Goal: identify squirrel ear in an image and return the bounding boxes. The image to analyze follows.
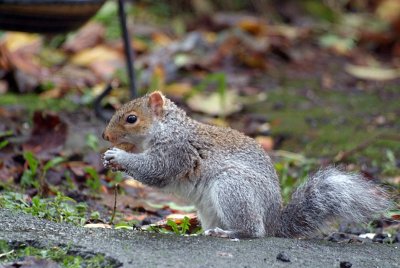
[148,91,165,116]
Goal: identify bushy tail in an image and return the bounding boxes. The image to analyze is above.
[278,167,390,238]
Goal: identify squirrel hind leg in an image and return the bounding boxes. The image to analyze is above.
[209,176,266,238]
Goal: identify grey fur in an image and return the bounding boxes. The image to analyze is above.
[104,94,390,238]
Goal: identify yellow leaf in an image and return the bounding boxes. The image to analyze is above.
[187,90,242,116]
[237,18,267,36]
[376,0,400,23]
[70,45,122,66]
[2,32,41,52]
[345,64,400,81]
[152,32,173,46]
[164,83,193,98]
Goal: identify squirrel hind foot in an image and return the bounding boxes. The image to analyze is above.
[204,227,261,239]
[204,227,234,238]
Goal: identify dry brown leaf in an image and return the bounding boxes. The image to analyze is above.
[166,213,197,224]
[144,213,199,232]
[63,22,105,53]
[39,87,63,99]
[152,32,173,46]
[67,161,87,177]
[22,111,67,156]
[0,80,8,94]
[237,18,267,36]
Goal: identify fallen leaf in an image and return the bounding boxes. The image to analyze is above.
[63,22,105,53]
[319,34,355,54]
[143,213,199,232]
[39,87,63,99]
[187,90,242,116]
[84,223,112,228]
[164,82,193,98]
[22,111,67,156]
[2,32,41,53]
[166,213,197,224]
[376,0,400,23]
[237,18,267,36]
[152,32,173,46]
[0,40,46,92]
[70,45,122,67]
[0,154,24,182]
[52,65,99,89]
[268,25,307,41]
[0,80,8,93]
[345,64,400,81]
[67,161,87,177]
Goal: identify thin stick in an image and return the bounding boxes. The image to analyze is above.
[334,133,400,162]
[109,183,119,225]
[0,249,14,258]
[334,138,377,162]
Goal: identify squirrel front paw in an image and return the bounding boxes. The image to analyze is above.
[103,147,128,171]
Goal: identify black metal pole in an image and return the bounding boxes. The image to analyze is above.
[118,0,137,98]
[94,0,137,119]
[94,83,113,119]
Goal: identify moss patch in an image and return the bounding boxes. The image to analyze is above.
[251,78,400,173]
[0,93,79,114]
[0,240,121,268]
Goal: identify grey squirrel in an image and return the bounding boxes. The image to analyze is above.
[102,91,389,238]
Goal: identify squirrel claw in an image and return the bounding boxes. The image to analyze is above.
[103,147,126,170]
[104,147,124,160]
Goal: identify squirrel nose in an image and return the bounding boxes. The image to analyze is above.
[102,131,109,141]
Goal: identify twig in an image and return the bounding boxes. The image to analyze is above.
[109,183,119,225]
[333,133,400,162]
[334,138,377,162]
[0,249,14,258]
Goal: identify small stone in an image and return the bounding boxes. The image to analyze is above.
[373,233,388,243]
[393,232,400,243]
[327,232,350,243]
[276,252,290,262]
[340,261,352,268]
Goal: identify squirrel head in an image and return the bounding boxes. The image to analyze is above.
[102,91,166,151]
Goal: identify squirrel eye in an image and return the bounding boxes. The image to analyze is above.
[126,115,137,124]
